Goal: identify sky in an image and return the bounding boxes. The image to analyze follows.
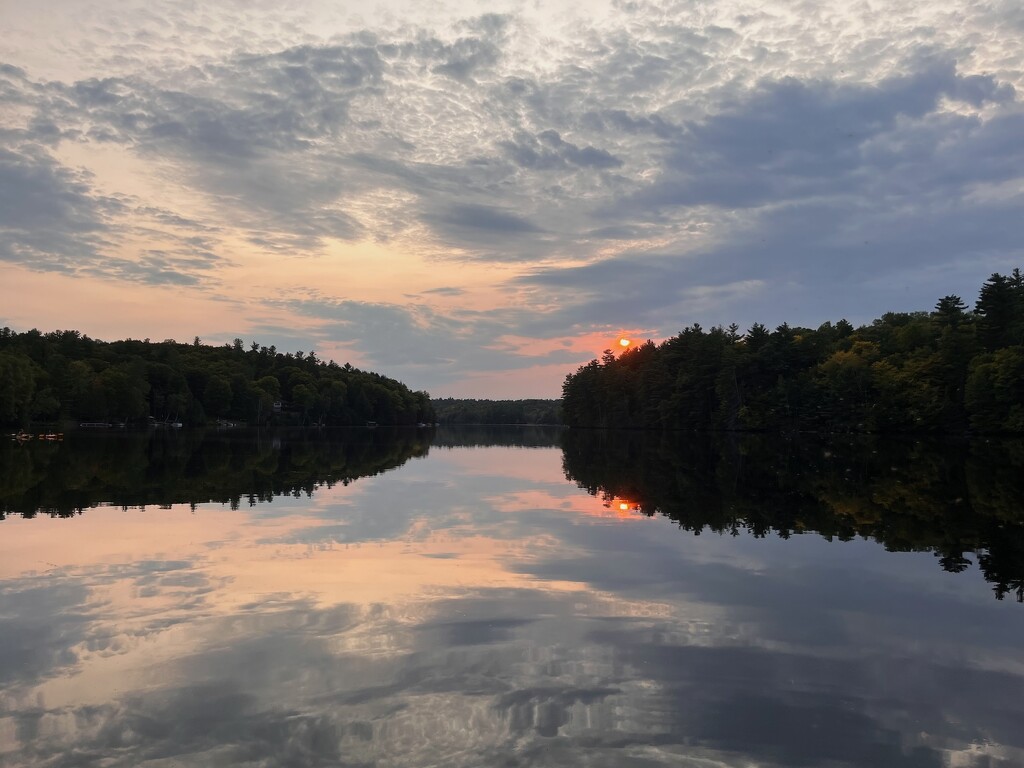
[1,0,1023,398]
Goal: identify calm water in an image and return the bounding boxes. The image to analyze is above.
[1,427,1023,767]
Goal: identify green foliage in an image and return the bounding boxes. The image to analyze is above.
[0,352,36,425]
[976,270,1024,351]
[0,330,434,427]
[966,347,1024,432]
[202,375,233,417]
[562,270,1024,434]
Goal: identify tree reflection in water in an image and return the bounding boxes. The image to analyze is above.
[5,426,1024,602]
[561,430,1024,602]
[0,427,433,519]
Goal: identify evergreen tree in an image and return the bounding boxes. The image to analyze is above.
[976,273,1024,350]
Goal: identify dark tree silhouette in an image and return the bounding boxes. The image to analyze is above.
[562,270,1024,434]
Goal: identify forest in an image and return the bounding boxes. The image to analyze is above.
[0,331,434,427]
[562,270,1024,433]
[432,398,560,425]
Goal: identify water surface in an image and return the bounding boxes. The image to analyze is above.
[1,428,1022,767]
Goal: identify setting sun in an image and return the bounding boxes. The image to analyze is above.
[619,338,631,347]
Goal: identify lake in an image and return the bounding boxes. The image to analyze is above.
[2,427,1023,767]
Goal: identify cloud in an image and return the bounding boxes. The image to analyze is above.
[0,142,229,286]
[84,251,218,286]
[622,61,1014,213]
[435,202,544,235]
[416,286,466,297]
[0,142,120,273]
[0,143,114,237]
[430,35,502,81]
[61,42,383,158]
[276,296,583,391]
[499,129,623,171]
[513,61,1024,335]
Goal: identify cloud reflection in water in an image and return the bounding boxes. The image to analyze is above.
[1,438,1023,767]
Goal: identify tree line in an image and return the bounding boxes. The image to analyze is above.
[432,398,560,425]
[0,331,435,427]
[562,270,1024,433]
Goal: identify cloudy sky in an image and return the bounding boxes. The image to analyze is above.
[1,0,1022,397]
